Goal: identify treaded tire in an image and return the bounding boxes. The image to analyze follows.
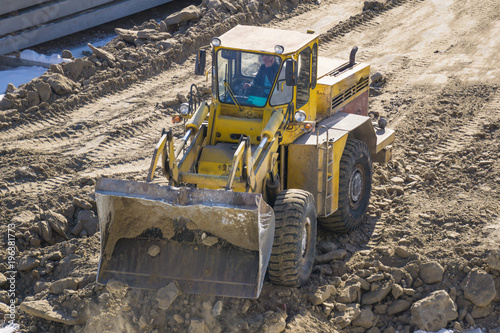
[319,139,372,233]
[268,189,317,287]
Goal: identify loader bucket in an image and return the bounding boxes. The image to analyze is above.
[95,178,275,298]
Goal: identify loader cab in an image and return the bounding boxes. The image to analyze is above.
[214,49,289,108]
[197,25,320,146]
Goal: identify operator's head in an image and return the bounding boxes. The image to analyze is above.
[262,55,275,68]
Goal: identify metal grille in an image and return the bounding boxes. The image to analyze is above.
[331,76,369,110]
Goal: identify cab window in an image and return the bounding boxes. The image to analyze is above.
[296,47,311,109]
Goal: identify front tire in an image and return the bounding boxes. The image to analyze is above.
[268,190,317,287]
[319,139,372,232]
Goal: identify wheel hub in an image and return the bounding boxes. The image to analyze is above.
[349,165,365,209]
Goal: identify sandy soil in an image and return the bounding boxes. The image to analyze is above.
[0,0,499,332]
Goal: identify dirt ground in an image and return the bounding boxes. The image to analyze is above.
[0,0,499,332]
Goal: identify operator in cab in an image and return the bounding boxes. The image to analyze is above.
[243,54,280,97]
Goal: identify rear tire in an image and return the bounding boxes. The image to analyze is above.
[268,189,317,287]
[319,139,372,232]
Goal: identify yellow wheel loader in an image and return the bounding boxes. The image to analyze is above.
[95,25,395,298]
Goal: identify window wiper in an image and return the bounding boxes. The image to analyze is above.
[224,81,243,112]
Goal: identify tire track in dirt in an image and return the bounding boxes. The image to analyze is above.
[433,92,499,154]
[0,67,200,197]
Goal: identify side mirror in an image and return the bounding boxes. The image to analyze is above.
[195,49,206,75]
[285,59,297,86]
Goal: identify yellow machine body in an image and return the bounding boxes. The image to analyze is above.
[95,25,395,299]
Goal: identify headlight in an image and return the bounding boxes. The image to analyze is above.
[179,103,190,115]
[211,38,221,47]
[294,110,306,122]
[274,45,284,54]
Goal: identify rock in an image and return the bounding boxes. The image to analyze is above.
[15,166,36,177]
[361,280,392,305]
[50,63,64,75]
[119,60,137,70]
[366,273,385,283]
[411,290,457,331]
[136,29,171,40]
[463,269,496,307]
[262,311,287,333]
[77,210,98,236]
[64,58,84,81]
[49,277,79,294]
[34,281,51,294]
[81,60,96,78]
[0,302,10,314]
[71,220,83,236]
[471,305,492,319]
[359,277,371,291]
[42,251,62,264]
[174,314,184,323]
[156,281,181,310]
[45,73,75,95]
[148,245,161,257]
[487,250,500,271]
[315,249,347,264]
[204,0,222,11]
[45,210,68,237]
[106,279,128,294]
[394,246,411,259]
[35,81,52,102]
[188,319,208,333]
[336,282,361,304]
[392,284,404,299]
[212,300,223,317]
[73,197,92,210]
[0,291,9,304]
[11,210,37,224]
[351,308,375,328]
[156,38,179,51]
[20,299,84,325]
[371,72,383,83]
[115,28,139,43]
[332,303,361,329]
[163,5,201,26]
[221,0,238,13]
[465,312,475,326]
[423,171,436,181]
[27,91,40,107]
[61,50,73,59]
[247,0,259,12]
[386,185,404,196]
[0,97,15,110]
[318,241,337,253]
[452,321,464,331]
[30,237,41,247]
[87,43,116,63]
[18,256,40,271]
[390,176,404,184]
[5,83,16,93]
[419,261,444,284]
[387,299,412,315]
[308,285,336,305]
[202,236,218,247]
[0,273,7,287]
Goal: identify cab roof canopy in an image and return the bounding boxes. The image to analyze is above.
[217,25,319,55]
